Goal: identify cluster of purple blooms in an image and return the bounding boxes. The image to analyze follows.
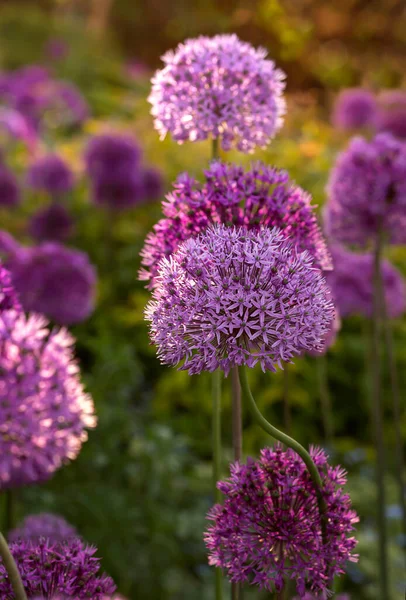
[149,34,286,152]
[205,445,358,596]
[84,133,163,210]
[27,153,74,197]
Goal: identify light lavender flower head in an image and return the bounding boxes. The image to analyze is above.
[0,538,115,598]
[146,225,335,375]
[149,34,286,153]
[140,161,331,289]
[9,513,79,543]
[0,311,96,489]
[332,88,377,130]
[324,133,406,247]
[205,445,358,597]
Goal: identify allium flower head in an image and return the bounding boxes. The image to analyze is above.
[325,133,406,247]
[332,88,377,130]
[140,165,164,201]
[2,237,97,325]
[29,203,74,242]
[0,538,115,598]
[84,133,141,180]
[0,311,96,489]
[140,161,331,288]
[27,154,74,196]
[9,513,78,543]
[205,445,358,597]
[0,107,38,151]
[0,163,20,207]
[377,90,406,139]
[326,245,406,319]
[146,225,335,375]
[0,263,20,312]
[308,309,341,357]
[149,34,286,152]
[91,173,144,210]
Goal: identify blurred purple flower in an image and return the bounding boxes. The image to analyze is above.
[91,173,145,210]
[51,81,89,126]
[27,153,74,196]
[0,163,20,207]
[84,133,141,180]
[0,262,20,312]
[146,225,334,375]
[45,38,70,62]
[0,538,115,598]
[326,245,406,319]
[332,88,377,130]
[2,235,97,324]
[205,445,358,596]
[149,34,286,152]
[9,513,79,543]
[140,166,164,201]
[29,203,74,242]
[0,311,96,489]
[140,161,331,288]
[377,90,406,139]
[0,107,38,152]
[324,133,406,247]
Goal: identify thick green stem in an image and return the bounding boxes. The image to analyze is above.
[231,366,242,600]
[316,356,334,447]
[371,229,389,600]
[212,369,223,600]
[282,364,291,435]
[238,366,327,534]
[212,137,220,160]
[0,532,27,599]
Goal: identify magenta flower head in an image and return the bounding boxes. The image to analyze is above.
[0,538,115,598]
[149,34,286,152]
[146,225,335,375]
[377,90,406,139]
[84,133,141,180]
[326,245,406,319]
[0,163,20,207]
[2,238,97,325]
[0,263,20,312]
[27,153,74,196]
[0,311,96,489]
[324,133,406,247]
[29,203,74,242]
[9,513,78,543]
[332,88,377,130]
[140,161,331,289]
[205,445,358,597]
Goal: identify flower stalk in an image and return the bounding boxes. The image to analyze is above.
[0,532,27,600]
[212,368,223,600]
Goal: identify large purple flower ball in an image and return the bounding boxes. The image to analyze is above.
[149,34,286,153]
[140,161,331,289]
[205,446,358,597]
[146,225,334,375]
[0,311,96,489]
[84,133,141,180]
[9,513,79,543]
[27,153,74,196]
[324,133,406,247]
[332,88,377,130]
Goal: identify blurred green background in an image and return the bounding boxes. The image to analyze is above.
[0,1,405,598]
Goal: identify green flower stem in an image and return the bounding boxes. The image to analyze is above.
[212,137,220,160]
[238,366,327,536]
[371,227,389,600]
[212,369,223,600]
[231,366,242,600]
[316,356,334,447]
[0,532,27,600]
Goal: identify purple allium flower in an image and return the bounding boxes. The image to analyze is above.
[308,309,341,357]
[0,107,38,152]
[84,133,141,180]
[205,445,358,597]
[0,538,115,599]
[0,263,20,312]
[49,81,89,127]
[149,34,286,153]
[2,237,97,325]
[9,514,79,543]
[146,225,334,375]
[332,88,377,130]
[140,165,164,201]
[324,133,406,247]
[377,90,406,139]
[326,245,406,319]
[0,311,96,489]
[91,173,144,210]
[27,154,74,196]
[29,203,74,242]
[0,163,20,207]
[140,161,331,288]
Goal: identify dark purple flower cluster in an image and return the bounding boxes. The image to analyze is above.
[29,203,74,242]
[27,153,74,196]
[205,445,358,597]
[84,133,163,210]
[140,161,331,288]
[146,225,334,375]
[324,133,406,247]
[0,538,115,599]
[0,162,20,207]
[0,263,20,312]
[332,88,377,130]
[0,311,96,489]
[326,245,405,319]
[149,34,286,152]
[1,235,97,324]
[9,513,78,543]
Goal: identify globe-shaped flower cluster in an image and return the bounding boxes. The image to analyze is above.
[332,88,377,130]
[29,203,74,242]
[205,445,358,597]
[9,513,79,543]
[0,311,96,489]
[140,161,331,288]
[146,225,334,375]
[149,34,286,153]
[27,153,74,196]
